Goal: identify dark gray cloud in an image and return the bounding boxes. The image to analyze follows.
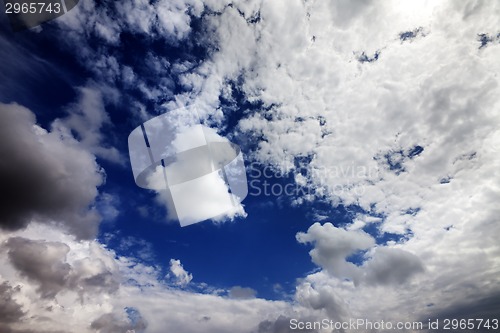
[4,237,119,298]
[424,293,500,333]
[90,308,147,333]
[0,283,67,333]
[5,237,70,298]
[0,282,25,324]
[0,103,104,239]
[363,247,425,285]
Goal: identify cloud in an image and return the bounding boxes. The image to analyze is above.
[90,308,147,333]
[167,259,193,287]
[0,102,104,239]
[228,286,257,299]
[297,222,425,287]
[0,225,306,333]
[4,237,72,298]
[3,237,119,299]
[112,0,204,39]
[0,327,69,333]
[296,222,374,285]
[106,234,156,262]
[0,225,129,332]
[363,247,424,286]
[114,286,297,333]
[426,292,500,328]
[94,192,120,223]
[53,84,123,164]
[294,277,349,321]
[257,315,318,333]
[0,282,25,324]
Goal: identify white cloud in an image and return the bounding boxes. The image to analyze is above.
[167,259,193,287]
[297,222,374,285]
[53,84,123,164]
[297,223,424,287]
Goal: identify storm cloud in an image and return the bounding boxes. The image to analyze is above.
[0,103,104,239]
[0,282,25,324]
[4,237,119,299]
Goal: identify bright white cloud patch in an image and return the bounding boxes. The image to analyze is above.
[167,259,193,287]
[297,222,374,285]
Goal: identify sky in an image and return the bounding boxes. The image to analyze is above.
[0,0,500,332]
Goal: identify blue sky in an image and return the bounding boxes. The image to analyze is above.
[1,1,500,333]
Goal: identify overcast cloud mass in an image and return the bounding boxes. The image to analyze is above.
[0,0,499,332]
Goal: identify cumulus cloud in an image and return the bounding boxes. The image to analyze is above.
[294,279,349,322]
[0,103,104,239]
[4,237,72,298]
[297,222,425,288]
[296,222,374,285]
[115,286,297,333]
[363,247,424,286]
[0,225,138,332]
[0,282,25,324]
[90,308,147,333]
[3,237,119,299]
[167,259,193,287]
